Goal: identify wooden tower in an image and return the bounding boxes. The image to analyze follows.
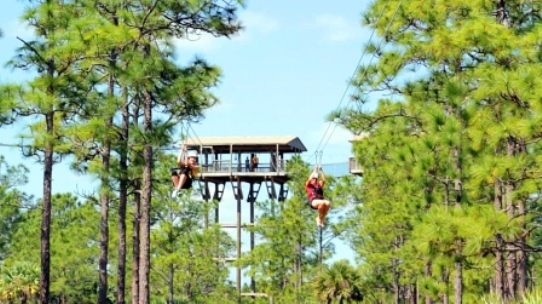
[184,135,307,298]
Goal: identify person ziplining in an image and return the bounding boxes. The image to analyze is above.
[305,164,331,227]
[171,143,199,198]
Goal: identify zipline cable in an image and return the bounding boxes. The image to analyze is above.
[315,0,406,156]
[312,0,393,156]
[187,122,204,151]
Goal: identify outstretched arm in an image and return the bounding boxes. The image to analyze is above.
[177,144,186,166]
[305,165,318,187]
[318,165,326,186]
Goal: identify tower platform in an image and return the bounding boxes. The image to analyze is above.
[182,135,307,294]
[184,135,307,201]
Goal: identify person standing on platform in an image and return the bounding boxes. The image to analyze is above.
[252,153,259,171]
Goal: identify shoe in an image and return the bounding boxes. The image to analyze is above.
[316,217,322,226]
[171,189,179,198]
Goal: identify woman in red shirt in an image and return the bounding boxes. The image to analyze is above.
[305,165,330,226]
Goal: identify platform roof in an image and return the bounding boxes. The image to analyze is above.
[184,136,307,153]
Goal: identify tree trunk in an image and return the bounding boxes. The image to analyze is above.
[40,114,53,304]
[99,47,118,304]
[453,148,462,208]
[117,87,129,304]
[495,179,502,210]
[442,267,449,304]
[168,263,174,304]
[132,179,141,304]
[40,58,55,303]
[297,236,302,292]
[517,140,527,295]
[392,240,399,304]
[454,255,463,304]
[504,137,516,300]
[425,261,432,304]
[453,147,463,304]
[409,283,416,304]
[517,199,527,295]
[494,141,504,300]
[138,87,153,304]
[505,250,516,300]
[98,142,110,304]
[495,233,504,300]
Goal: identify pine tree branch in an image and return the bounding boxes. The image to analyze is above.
[367,112,421,129]
[140,0,159,34]
[500,92,529,109]
[16,36,47,65]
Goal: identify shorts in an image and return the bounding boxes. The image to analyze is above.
[171,167,193,189]
[306,197,323,210]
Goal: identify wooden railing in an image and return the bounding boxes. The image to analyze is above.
[199,160,287,174]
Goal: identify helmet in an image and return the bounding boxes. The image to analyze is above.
[186,150,198,158]
[310,172,318,179]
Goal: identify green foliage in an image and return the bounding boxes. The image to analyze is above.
[2,0,245,302]
[0,156,31,261]
[234,156,355,302]
[5,193,100,302]
[334,0,542,302]
[313,259,363,303]
[150,189,237,303]
[0,262,39,303]
[482,288,542,304]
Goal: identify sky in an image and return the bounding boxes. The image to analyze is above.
[0,0,373,285]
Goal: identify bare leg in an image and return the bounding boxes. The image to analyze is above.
[171,173,187,198]
[171,174,180,188]
[317,204,326,226]
[312,199,330,226]
[177,174,187,190]
[320,200,331,224]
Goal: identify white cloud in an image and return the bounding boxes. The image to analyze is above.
[172,11,279,53]
[240,11,280,35]
[311,14,361,42]
[172,30,226,53]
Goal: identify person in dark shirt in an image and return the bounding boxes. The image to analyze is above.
[171,145,199,198]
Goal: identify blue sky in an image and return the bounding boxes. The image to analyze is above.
[1,0,371,280]
[1,0,371,190]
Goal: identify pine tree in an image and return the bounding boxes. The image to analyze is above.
[105,2,244,302]
[3,1,91,301]
[56,1,245,302]
[333,0,542,302]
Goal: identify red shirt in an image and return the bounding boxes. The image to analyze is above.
[306,183,324,201]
